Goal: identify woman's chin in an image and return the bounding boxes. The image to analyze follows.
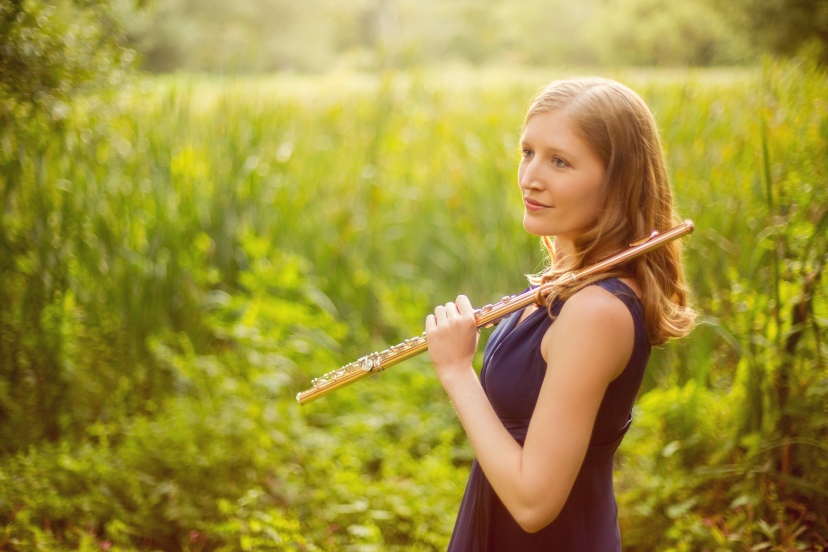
[523,216,554,237]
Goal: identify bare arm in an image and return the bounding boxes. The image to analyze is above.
[425,287,634,533]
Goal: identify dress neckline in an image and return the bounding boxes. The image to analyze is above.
[514,302,545,329]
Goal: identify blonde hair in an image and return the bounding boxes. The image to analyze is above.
[525,77,695,345]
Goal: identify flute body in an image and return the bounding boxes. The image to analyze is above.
[296,220,694,405]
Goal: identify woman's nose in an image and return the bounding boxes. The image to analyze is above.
[519,160,542,190]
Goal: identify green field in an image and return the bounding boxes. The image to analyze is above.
[1,62,827,550]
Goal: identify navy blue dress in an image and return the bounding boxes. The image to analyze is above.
[447,279,651,552]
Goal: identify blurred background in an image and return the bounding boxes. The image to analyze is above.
[117,0,819,71]
[1,0,827,550]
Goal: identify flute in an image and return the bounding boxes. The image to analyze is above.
[296,220,694,405]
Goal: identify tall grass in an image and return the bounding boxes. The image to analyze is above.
[0,62,826,549]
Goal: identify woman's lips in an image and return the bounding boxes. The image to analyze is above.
[524,198,552,211]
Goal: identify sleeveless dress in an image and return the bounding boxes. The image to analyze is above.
[447,278,651,552]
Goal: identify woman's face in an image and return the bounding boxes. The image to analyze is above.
[518,110,606,248]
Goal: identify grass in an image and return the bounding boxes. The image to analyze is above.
[1,61,826,549]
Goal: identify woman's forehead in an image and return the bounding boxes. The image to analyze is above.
[521,112,585,150]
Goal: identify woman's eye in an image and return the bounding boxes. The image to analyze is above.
[553,157,567,167]
[522,148,533,158]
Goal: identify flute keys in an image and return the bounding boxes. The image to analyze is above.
[362,358,373,372]
[360,353,383,373]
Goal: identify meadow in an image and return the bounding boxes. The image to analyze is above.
[0,62,826,550]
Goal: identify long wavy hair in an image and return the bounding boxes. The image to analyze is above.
[525,77,695,345]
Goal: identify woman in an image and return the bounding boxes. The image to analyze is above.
[425,78,695,551]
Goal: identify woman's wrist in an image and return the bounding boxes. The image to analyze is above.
[437,365,478,396]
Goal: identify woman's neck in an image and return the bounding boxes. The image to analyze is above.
[552,237,575,263]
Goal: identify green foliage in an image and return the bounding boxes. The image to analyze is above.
[0,231,466,550]
[2,62,828,549]
[0,0,142,448]
[614,61,828,549]
[0,0,136,115]
[588,0,754,66]
[718,0,828,64]
[122,0,759,72]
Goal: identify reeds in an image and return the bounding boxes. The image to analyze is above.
[1,62,826,548]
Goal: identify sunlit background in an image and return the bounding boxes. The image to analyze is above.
[1,0,827,549]
[122,0,756,71]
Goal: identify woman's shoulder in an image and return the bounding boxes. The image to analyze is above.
[540,281,637,374]
[593,277,642,301]
[560,283,637,327]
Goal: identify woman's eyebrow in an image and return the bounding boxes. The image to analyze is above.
[520,133,575,157]
[529,142,573,157]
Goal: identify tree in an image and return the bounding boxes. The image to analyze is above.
[722,0,828,63]
[0,0,139,117]
[0,0,140,447]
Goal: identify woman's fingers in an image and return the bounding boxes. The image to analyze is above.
[444,302,458,319]
[425,296,480,379]
[428,296,478,332]
[456,295,474,316]
[425,313,437,331]
[431,297,476,324]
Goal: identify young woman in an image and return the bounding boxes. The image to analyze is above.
[425,78,695,551]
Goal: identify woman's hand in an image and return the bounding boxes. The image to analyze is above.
[425,295,480,387]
